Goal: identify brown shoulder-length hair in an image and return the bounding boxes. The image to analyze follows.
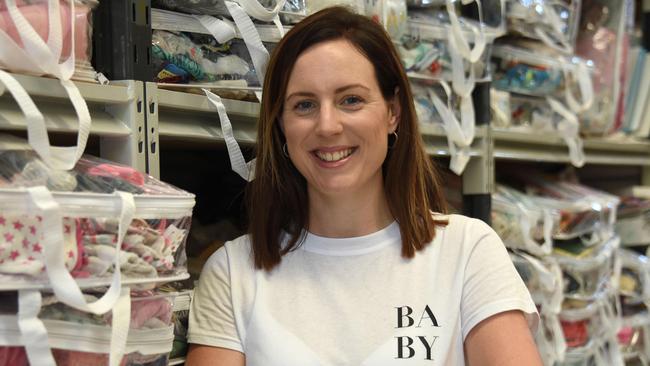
[247,6,448,271]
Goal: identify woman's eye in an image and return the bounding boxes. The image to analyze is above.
[341,96,363,106]
[294,101,315,113]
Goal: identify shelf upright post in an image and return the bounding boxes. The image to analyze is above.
[100,81,148,173]
[144,82,161,179]
[462,83,494,224]
[92,0,154,82]
[460,2,495,224]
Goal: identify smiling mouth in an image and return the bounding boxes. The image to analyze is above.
[313,148,356,162]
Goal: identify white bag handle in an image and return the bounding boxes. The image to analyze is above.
[236,0,286,22]
[0,0,91,170]
[0,70,90,172]
[203,89,255,181]
[194,15,238,43]
[429,82,472,174]
[564,61,594,113]
[5,0,74,80]
[29,187,136,315]
[547,97,585,167]
[18,290,56,366]
[109,288,131,366]
[226,1,271,88]
[531,1,574,54]
[445,0,486,63]
[516,205,553,256]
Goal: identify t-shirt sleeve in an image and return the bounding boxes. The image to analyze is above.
[187,245,244,352]
[460,218,539,341]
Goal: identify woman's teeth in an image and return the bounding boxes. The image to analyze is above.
[316,148,354,162]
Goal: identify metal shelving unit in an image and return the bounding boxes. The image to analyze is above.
[143,83,490,184]
[493,128,650,166]
[0,73,147,172]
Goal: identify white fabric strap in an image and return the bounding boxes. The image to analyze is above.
[446,0,486,63]
[542,209,554,256]
[109,289,131,366]
[534,27,572,54]
[532,3,573,54]
[0,1,91,171]
[6,0,75,80]
[429,83,471,174]
[194,15,238,43]
[547,97,585,167]
[437,33,477,174]
[0,70,90,170]
[516,206,552,256]
[236,0,286,22]
[203,89,253,181]
[18,290,55,366]
[545,313,567,363]
[564,61,594,113]
[29,187,135,314]
[226,1,270,86]
[448,29,476,98]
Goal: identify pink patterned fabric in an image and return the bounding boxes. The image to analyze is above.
[0,215,80,277]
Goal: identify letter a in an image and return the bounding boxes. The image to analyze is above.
[416,305,440,328]
[396,306,414,328]
[395,336,415,359]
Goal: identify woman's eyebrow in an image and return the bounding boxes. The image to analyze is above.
[334,84,370,93]
[286,84,371,101]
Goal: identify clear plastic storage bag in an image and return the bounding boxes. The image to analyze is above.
[407,0,506,33]
[510,252,563,311]
[0,290,177,366]
[616,197,650,247]
[152,29,275,89]
[505,0,581,54]
[553,236,620,301]
[403,10,498,82]
[526,180,620,243]
[493,185,559,256]
[491,42,594,113]
[617,311,650,364]
[575,0,634,136]
[0,149,194,289]
[0,0,100,83]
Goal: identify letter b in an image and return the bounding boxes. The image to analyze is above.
[395,336,415,359]
[396,306,414,328]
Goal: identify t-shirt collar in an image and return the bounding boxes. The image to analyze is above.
[300,221,400,256]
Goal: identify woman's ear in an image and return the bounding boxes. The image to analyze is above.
[388,87,401,133]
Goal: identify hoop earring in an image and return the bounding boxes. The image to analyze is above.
[388,131,398,149]
[282,143,289,157]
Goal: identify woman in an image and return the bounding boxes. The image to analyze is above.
[187,6,541,365]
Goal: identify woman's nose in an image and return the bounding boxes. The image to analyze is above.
[315,104,344,136]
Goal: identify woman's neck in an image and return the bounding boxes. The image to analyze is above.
[307,183,394,238]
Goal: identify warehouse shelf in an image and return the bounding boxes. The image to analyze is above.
[493,128,650,166]
[0,73,147,171]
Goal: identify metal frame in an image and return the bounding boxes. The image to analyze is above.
[0,73,146,171]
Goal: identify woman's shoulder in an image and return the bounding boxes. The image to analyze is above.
[431,213,499,248]
[433,213,494,234]
[203,234,255,274]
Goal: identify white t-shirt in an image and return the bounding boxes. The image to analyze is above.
[188,214,538,365]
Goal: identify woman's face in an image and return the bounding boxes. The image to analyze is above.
[281,39,399,199]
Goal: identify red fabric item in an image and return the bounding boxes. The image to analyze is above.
[0,347,28,366]
[86,164,146,187]
[561,319,589,348]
